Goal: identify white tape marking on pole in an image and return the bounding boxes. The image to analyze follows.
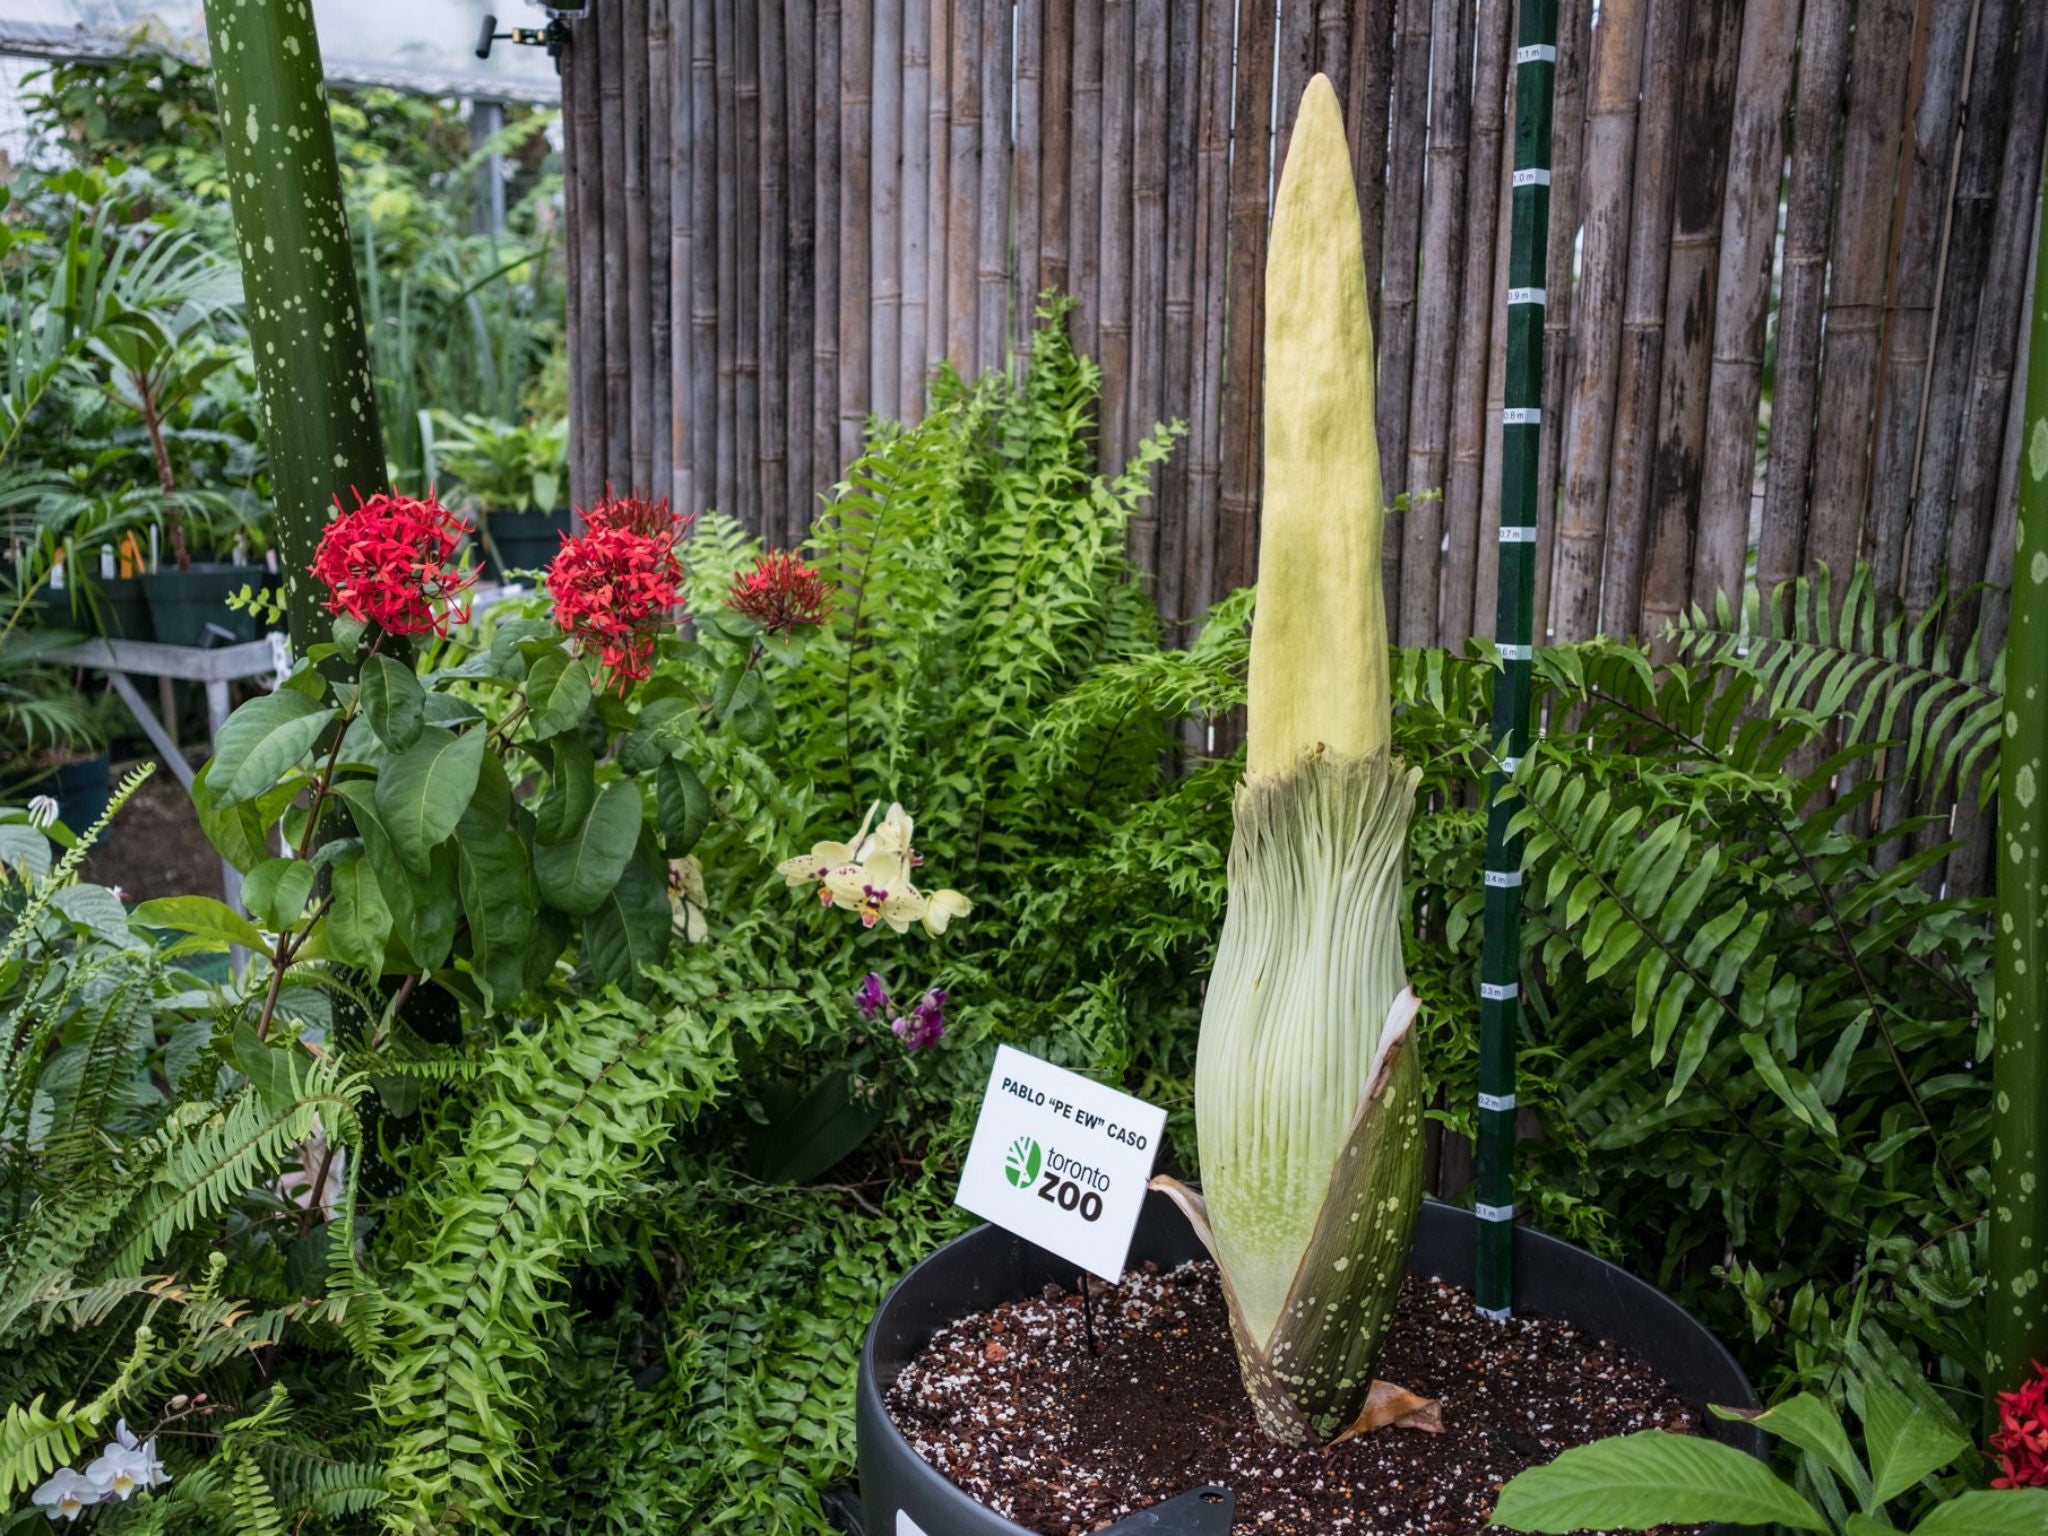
[1499,524,1537,543]
[1515,43,1558,64]
[1477,1304,1512,1321]
[1507,286,1548,307]
[1513,167,1552,188]
[1484,868,1524,888]
[1475,1202,1517,1223]
[1498,642,1533,661]
[1478,1092,1518,1113]
[1500,756,1522,774]
[1480,981,1519,1001]
[1501,406,1541,425]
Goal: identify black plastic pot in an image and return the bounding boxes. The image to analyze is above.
[23,753,113,832]
[857,1192,1763,1536]
[482,509,574,578]
[143,565,265,648]
[93,577,154,641]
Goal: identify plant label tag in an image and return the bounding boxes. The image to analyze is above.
[955,1044,1168,1283]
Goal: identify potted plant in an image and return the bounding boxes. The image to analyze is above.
[852,77,1760,1536]
[429,411,572,577]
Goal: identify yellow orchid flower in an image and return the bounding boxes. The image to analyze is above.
[771,799,970,937]
[919,888,972,936]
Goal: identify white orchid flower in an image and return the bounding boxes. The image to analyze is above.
[773,800,970,937]
[774,802,880,901]
[919,887,973,937]
[825,849,928,933]
[85,1420,169,1499]
[25,795,59,830]
[31,1468,100,1521]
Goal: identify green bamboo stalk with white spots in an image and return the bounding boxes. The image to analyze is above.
[1988,165,2048,1416]
[1474,0,1559,1321]
[204,0,388,650]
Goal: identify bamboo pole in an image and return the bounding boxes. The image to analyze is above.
[946,0,981,370]
[691,0,719,512]
[649,0,674,508]
[1217,0,1276,603]
[1275,0,1318,176]
[1184,0,1232,635]
[1594,0,1682,638]
[1349,0,1396,324]
[1688,0,1801,616]
[624,0,655,494]
[601,0,634,490]
[927,0,951,373]
[814,1,842,504]
[1531,0,1587,640]
[1474,71,1516,642]
[1754,0,1851,613]
[1040,0,1073,297]
[871,0,903,421]
[1015,0,1045,363]
[667,0,693,515]
[1947,4,2048,640]
[201,0,387,647]
[1637,0,1742,644]
[736,0,761,526]
[1159,0,1199,639]
[1127,0,1167,579]
[1316,0,1352,98]
[1476,0,1559,1321]
[902,0,932,418]
[1098,0,1134,468]
[1798,0,1916,620]
[840,0,873,469]
[1550,0,1646,643]
[1866,0,1975,600]
[1441,0,1514,645]
[1068,0,1103,363]
[1378,0,1434,611]
[760,0,790,535]
[1904,0,2022,625]
[569,6,607,506]
[1399,0,1473,646]
[978,0,1014,376]
[1986,144,2048,1435]
[714,0,738,513]
[787,0,817,539]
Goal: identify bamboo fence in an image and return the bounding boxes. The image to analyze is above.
[568,0,2048,892]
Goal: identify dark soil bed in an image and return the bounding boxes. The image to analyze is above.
[80,756,224,903]
[884,1258,1702,1536]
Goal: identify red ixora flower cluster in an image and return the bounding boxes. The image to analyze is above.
[1992,1360,2048,1487]
[310,489,474,637]
[547,489,690,685]
[726,549,832,637]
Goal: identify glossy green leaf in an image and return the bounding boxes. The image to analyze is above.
[1488,1432,1829,1532]
[191,760,298,874]
[1712,1394,1871,1509]
[359,652,426,751]
[581,839,671,990]
[1911,1490,2048,1534]
[455,756,535,1008]
[131,895,270,957]
[242,857,315,930]
[327,844,393,972]
[1863,1382,1969,1505]
[208,690,335,808]
[374,727,487,874]
[535,735,596,844]
[655,759,711,857]
[534,779,642,916]
[524,649,594,740]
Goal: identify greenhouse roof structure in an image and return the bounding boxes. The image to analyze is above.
[0,0,560,102]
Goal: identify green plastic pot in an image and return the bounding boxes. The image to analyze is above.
[143,564,265,648]
[482,509,574,579]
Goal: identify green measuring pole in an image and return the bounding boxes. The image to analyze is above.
[1475,0,1559,1319]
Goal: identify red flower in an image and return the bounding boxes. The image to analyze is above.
[310,489,474,637]
[1993,1361,2048,1488]
[548,491,689,686]
[726,550,832,637]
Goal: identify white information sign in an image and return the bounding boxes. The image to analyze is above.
[954,1044,1168,1283]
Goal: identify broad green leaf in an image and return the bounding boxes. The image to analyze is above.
[229,1020,301,1113]
[1488,1432,1830,1532]
[581,839,671,990]
[192,760,298,874]
[1863,1381,1969,1504]
[0,823,50,881]
[619,696,693,772]
[50,884,128,943]
[535,735,596,844]
[524,649,594,739]
[656,759,711,857]
[1843,1515,1899,1536]
[1713,1394,1872,1509]
[455,756,535,1008]
[208,691,335,808]
[534,779,642,916]
[334,780,457,971]
[374,727,487,874]
[359,653,426,751]
[746,1067,888,1184]
[242,857,315,930]
[327,845,393,972]
[131,895,270,957]
[1912,1490,2048,1534]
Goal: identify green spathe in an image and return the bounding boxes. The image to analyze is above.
[1157,73,1426,1448]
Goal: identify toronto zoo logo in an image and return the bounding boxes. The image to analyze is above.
[1004,1136,1043,1189]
